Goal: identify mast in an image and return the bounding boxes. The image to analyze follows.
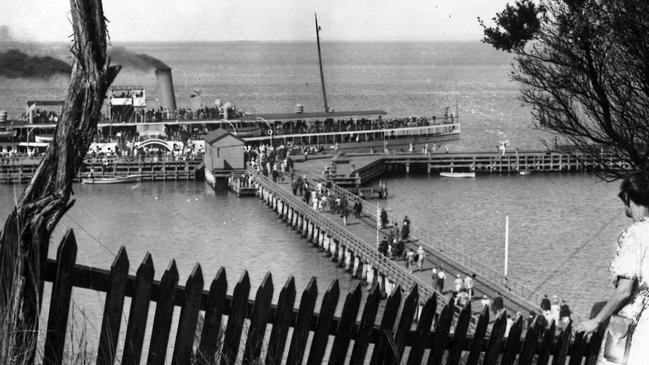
[315,13,329,113]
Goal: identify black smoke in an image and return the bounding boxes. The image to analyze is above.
[0,49,71,79]
[109,46,169,71]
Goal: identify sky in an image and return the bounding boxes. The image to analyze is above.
[0,0,512,42]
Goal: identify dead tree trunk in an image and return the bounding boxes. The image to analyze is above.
[0,0,120,361]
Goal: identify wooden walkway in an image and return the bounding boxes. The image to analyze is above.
[293,150,631,187]
[249,166,539,319]
[284,152,608,318]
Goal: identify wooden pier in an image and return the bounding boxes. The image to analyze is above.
[248,166,542,319]
[0,157,203,184]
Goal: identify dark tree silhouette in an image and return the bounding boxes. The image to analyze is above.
[480,0,649,180]
[0,0,120,362]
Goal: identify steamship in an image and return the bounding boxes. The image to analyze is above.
[0,67,460,156]
[0,16,460,156]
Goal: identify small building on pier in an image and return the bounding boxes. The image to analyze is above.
[204,129,245,189]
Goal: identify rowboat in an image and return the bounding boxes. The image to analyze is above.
[439,172,476,178]
[81,174,141,184]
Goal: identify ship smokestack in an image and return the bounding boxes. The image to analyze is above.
[155,67,177,111]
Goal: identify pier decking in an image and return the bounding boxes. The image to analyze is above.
[0,157,203,184]
[242,149,624,320]
[247,166,540,319]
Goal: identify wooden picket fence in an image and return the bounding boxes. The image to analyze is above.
[31,228,603,365]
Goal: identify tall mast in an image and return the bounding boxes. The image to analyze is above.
[315,13,329,113]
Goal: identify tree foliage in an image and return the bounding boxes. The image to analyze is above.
[481,0,649,180]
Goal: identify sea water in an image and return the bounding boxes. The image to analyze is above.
[0,42,619,327]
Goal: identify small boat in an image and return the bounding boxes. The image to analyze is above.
[439,172,476,178]
[81,174,141,184]
[519,170,533,176]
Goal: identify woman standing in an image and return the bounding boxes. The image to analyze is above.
[576,171,649,364]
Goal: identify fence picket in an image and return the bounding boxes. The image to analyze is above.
[172,264,204,365]
[287,277,318,365]
[483,311,507,365]
[466,306,490,365]
[197,267,227,363]
[307,279,340,365]
[266,276,296,365]
[329,283,362,365]
[395,285,419,356]
[427,300,455,365]
[406,293,437,365]
[369,285,402,365]
[501,316,524,365]
[147,260,179,365]
[537,322,556,365]
[244,272,274,363]
[122,253,154,365]
[518,316,542,365]
[551,323,572,365]
[349,283,381,364]
[97,246,130,365]
[568,330,587,365]
[43,229,78,365]
[585,330,603,365]
[220,270,251,365]
[446,303,472,365]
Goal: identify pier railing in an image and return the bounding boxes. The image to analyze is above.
[310,177,544,314]
[21,227,602,364]
[247,166,449,310]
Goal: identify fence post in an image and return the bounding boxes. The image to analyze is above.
[147,260,179,365]
[349,284,381,363]
[43,229,78,365]
[369,285,402,365]
[197,267,228,363]
[171,264,204,365]
[329,283,362,365]
[97,247,130,365]
[122,253,155,365]
[287,278,318,365]
[221,271,251,365]
[266,276,296,365]
[244,272,274,362]
[406,293,437,364]
[307,280,340,365]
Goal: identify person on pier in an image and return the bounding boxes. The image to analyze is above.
[576,171,649,365]
[379,236,389,256]
[464,274,476,300]
[380,208,388,228]
[416,245,425,272]
[402,216,410,241]
[437,268,446,293]
[454,274,464,294]
[431,267,439,291]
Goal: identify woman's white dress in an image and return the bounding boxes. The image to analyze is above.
[597,219,649,365]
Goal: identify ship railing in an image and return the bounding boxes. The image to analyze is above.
[246,165,452,312]
[306,176,544,315]
[244,123,461,142]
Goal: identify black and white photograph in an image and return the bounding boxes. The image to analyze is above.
[1,0,648,364]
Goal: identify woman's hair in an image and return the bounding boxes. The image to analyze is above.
[620,170,649,207]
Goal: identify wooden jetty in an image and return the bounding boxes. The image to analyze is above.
[293,150,632,188]
[248,166,542,320]
[13,228,602,364]
[310,177,556,320]
[0,156,203,184]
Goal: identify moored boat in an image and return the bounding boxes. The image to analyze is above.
[81,174,141,184]
[439,171,475,178]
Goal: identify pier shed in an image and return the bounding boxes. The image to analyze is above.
[204,129,245,189]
